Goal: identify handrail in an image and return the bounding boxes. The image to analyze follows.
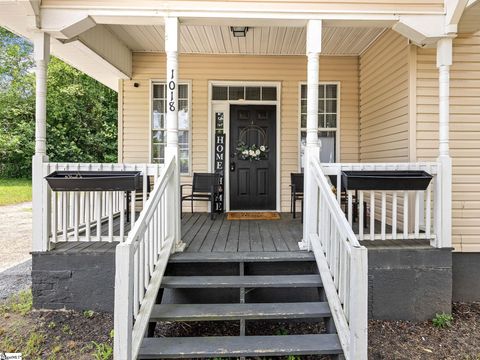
[311,161,361,248]
[114,157,177,360]
[307,156,368,360]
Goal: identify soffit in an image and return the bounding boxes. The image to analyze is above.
[108,24,386,55]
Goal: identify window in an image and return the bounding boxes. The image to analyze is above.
[212,85,277,101]
[152,82,190,174]
[299,83,338,171]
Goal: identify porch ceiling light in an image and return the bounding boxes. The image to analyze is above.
[230,26,249,38]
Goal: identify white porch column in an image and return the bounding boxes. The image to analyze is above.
[165,17,185,252]
[300,20,322,251]
[32,32,51,252]
[435,37,453,248]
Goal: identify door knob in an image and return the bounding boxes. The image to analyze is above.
[230,162,236,172]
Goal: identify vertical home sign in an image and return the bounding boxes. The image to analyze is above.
[214,112,225,212]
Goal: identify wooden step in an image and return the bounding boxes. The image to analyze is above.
[161,275,322,288]
[138,334,343,358]
[150,302,331,321]
[169,251,315,263]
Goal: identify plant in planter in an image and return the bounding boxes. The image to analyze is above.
[236,142,269,161]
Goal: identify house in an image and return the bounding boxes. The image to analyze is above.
[1,0,480,359]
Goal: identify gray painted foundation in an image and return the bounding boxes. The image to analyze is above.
[452,252,480,302]
[32,244,456,321]
[32,250,115,312]
[365,244,452,321]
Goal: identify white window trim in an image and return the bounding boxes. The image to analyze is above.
[297,81,341,171]
[149,79,193,176]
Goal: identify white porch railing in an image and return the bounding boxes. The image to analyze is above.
[42,162,163,248]
[321,162,439,244]
[114,156,178,360]
[307,156,368,360]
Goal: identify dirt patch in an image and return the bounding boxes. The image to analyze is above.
[1,291,113,359]
[368,302,480,360]
[2,292,480,360]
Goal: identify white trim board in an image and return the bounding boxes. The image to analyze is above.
[208,81,282,212]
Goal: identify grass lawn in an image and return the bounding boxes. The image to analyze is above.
[0,179,32,206]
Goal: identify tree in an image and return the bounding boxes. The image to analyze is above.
[0,27,118,178]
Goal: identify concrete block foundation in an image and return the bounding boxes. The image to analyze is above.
[366,244,452,321]
[32,243,458,322]
[32,250,115,312]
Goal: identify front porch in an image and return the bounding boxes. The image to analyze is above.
[26,9,456,359]
[33,210,449,323]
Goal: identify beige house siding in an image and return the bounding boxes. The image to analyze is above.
[42,0,444,14]
[417,32,480,252]
[121,53,359,212]
[358,30,414,227]
[359,30,411,162]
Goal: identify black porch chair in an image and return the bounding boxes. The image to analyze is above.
[290,173,304,220]
[181,173,221,220]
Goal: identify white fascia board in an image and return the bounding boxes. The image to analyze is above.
[41,9,96,39]
[393,14,447,46]
[22,0,40,27]
[445,0,469,33]
[0,3,129,91]
[40,7,402,25]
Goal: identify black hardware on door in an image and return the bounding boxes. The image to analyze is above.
[230,162,236,172]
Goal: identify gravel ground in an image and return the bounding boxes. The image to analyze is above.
[0,201,32,300]
[0,201,32,272]
[0,259,32,300]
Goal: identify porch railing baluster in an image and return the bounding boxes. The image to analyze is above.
[307,156,368,360]
[321,162,438,242]
[41,162,162,245]
[113,156,178,359]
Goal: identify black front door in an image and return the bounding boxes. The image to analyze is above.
[229,105,276,210]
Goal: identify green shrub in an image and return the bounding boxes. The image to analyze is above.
[432,312,454,328]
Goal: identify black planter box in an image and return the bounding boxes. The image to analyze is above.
[341,170,433,191]
[45,171,141,191]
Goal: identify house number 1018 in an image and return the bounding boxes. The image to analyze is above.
[169,69,176,112]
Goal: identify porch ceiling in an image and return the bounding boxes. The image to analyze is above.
[107,24,386,56]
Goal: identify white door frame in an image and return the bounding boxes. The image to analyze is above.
[208,81,282,212]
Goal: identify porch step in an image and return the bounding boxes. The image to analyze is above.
[169,251,315,263]
[143,257,342,359]
[150,301,331,321]
[161,274,322,288]
[138,334,343,359]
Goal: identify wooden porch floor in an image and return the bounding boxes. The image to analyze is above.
[51,211,431,254]
[181,213,303,253]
